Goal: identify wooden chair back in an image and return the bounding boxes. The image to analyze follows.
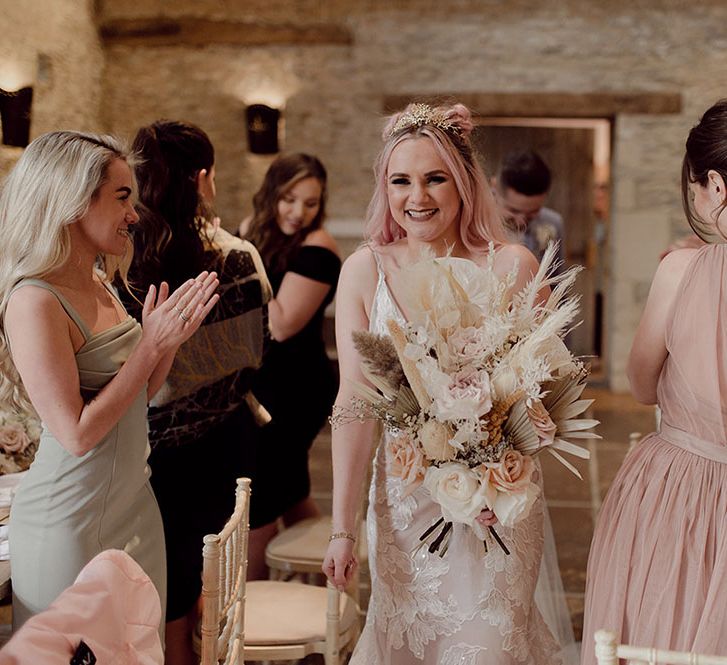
[200,477,251,665]
[595,630,727,665]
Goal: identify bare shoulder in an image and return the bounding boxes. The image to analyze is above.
[5,283,71,346]
[302,227,340,255]
[6,283,62,322]
[653,247,699,292]
[492,243,539,278]
[341,246,377,281]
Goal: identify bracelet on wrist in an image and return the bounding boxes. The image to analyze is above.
[329,530,356,543]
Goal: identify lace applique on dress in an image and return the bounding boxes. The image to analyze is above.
[349,249,566,664]
[441,644,488,665]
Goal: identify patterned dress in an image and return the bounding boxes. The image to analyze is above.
[350,250,564,665]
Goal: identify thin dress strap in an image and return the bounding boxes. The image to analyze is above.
[9,278,92,342]
[368,244,385,277]
[367,245,406,333]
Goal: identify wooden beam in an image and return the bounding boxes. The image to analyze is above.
[100,18,353,47]
[383,92,682,117]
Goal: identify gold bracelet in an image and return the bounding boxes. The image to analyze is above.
[329,531,356,543]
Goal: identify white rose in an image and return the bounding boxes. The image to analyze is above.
[423,463,489,526]
[490,483,540,527]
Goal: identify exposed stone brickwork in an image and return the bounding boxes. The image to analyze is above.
[4,0,727,388]
[0,0,103,178]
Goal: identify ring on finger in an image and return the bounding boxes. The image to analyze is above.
[174,304,190,322]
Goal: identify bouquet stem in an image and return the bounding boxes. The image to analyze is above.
[418,518,510,557]
[487,526,510,556]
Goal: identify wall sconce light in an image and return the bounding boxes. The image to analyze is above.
[246,104,280,154]
[0,86,33,147]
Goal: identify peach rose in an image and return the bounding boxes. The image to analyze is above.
[526,399,557,446]
[487,450,535,493]
[480,451,540,526]
[386,434,427,496]
[0,423,30,454]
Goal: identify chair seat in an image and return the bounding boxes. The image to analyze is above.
[265,516,368,567]
[244,581,358,645]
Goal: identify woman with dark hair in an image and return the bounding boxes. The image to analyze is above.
[0,131,218,631]
[240,153,341,578]
[581,100,727,662]
[119,120,271,664]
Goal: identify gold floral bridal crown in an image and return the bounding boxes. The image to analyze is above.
[388,103,462,138]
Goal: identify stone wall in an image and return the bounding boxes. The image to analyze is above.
[5,0,727,389]
[0,0,104,178]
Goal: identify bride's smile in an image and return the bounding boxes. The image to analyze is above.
[386,137,462,249]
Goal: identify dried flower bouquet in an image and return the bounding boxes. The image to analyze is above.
[332,244,599,555]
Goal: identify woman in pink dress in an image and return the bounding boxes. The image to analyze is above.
[582,99,727,661]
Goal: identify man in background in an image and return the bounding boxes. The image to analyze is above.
[494,149,565,271]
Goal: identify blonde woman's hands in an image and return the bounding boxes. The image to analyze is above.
[322,537,357,591]
[140,271,220,356]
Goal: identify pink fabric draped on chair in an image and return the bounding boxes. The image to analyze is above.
[0,549,163,665]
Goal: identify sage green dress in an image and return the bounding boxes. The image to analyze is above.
[8,279,166,630]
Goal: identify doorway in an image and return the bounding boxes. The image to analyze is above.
[472,117,611,377]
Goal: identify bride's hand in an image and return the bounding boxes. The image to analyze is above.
[475,508,498,527]
[322,538,357,591]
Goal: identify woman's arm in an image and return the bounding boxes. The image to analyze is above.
[5,273,219,457]
[146,348,176,400]
[268,229,340,341]
[627,248,695,404]
[323,249,378,590]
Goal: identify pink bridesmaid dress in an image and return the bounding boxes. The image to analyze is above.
[582,243,727,663]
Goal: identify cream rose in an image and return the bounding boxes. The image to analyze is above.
[423,463,488,525]
[386,433,427,496]
[418,419,457,462]
[490,483,540,527]
[0,423,30,454]
[526,399,557,446]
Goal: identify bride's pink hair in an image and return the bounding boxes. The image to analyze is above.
[365,102,507,249]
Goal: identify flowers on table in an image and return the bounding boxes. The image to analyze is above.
[331,244,599,555]
[0,410,40,474]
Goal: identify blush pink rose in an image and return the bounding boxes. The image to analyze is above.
[0,423,31,454]
[526,400,557,446]
[386,434,427,496]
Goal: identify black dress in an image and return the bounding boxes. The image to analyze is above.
[119,230,271,621]
[252,244,341,525]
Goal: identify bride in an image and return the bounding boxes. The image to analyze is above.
[322,102,575,664]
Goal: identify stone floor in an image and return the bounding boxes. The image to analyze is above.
[308,386,658,642]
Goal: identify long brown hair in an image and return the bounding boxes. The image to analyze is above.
[245,153,327,275]
[129,120,218,292]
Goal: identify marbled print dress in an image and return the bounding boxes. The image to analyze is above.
[349,249,564,665]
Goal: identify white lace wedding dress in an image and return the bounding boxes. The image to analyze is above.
[349,250,574,665]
